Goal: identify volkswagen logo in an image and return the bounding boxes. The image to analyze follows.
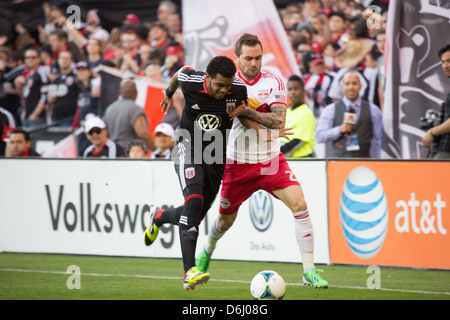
[196,114,221,131]
[249,190,273,232]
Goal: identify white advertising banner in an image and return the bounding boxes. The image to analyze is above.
[0,159,329,264]
[182,0,300,80]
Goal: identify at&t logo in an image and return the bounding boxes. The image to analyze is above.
[340,167,388,259]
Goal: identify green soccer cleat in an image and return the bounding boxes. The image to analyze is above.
[303,268,329,288]
[144,206,161,246]
[196,248,212,273]
[183,266,210,291]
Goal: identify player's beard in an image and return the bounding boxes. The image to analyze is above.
[239,63,260,83]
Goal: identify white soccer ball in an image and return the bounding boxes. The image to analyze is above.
[250,270,286,300]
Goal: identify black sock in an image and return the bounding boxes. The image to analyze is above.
[154,206,184,227]
[179,228,198,273]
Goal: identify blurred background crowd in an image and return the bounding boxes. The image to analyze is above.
[0,0,391,158]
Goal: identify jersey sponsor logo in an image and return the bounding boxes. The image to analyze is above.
[249,190,273,232]
[57,84,69,97]
[196,114,221,132]
[185,167,195,179]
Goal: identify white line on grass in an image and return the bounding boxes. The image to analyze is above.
[1,268,449,296]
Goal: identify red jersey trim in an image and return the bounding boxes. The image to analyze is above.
[237,71,262,86]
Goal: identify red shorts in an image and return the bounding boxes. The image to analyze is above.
[219,153,300,215]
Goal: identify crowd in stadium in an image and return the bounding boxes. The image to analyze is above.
[0,0,391,158]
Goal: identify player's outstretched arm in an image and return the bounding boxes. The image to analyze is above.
[160,69,181,115]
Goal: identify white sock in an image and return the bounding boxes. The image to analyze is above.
[293,210,315,273]
[204,219,225,255]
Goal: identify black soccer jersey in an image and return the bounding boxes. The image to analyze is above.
[83,139,125,158]
[50,70,78,121]
[177,66,248,163]
[22,66,48,118]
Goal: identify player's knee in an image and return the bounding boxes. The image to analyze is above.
[185,195,203,212]
[217,213,236,231]
[291,198,307,213]
[180,196,203,231]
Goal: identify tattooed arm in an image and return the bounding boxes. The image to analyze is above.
[229,101,292,140]
[238,103,286,129]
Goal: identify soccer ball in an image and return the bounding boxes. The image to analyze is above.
[250,270,286,300]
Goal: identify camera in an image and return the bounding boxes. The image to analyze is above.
[420,109,441,130]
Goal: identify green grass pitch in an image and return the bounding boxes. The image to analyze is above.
[1,252,449,301]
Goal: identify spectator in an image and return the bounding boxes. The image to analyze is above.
[320,0,338,16]
[14,47,48,128]
[47,50,78,127]
[39,44,53,73]
[280,75,316,158]
[302,51,319,75]
[309,13,331,52]
[374,30,386,110]
[84,38,105,70]
[365,46,382,107]
[316,70,383,158]
[122,14,140,27]
[119,27,141,73]
[421,44,450,159]
[103,27,121,60]
[6,128,40,157]
[328,11,349,47]
[126,139,148,158]
[82,116,124,158]
[157,1,178,27]
[322,40,340,71]
[143,64,163,82]
[83,9,110,42]
[296,42,313,75]
[103,78,156,151]
[75,61,99,155]
[138,43,152,73]
[167,12,183,44]
[301,0,321,22]
[148,22,172,63]
[47,29,84,80]
[0,49,24,126]
[161,42,184,82]
[329,38,376,101]
[304,56,335,118]
[0,106,16,156]
[150,122,175,159]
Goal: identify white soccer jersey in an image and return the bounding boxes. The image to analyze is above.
[227,71,287,163]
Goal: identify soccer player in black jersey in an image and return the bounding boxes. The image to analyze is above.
[143,56,249,290]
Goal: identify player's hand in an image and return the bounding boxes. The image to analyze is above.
[277,127,294,140]
[160,90,173,115]
[229,100,248,120]
[259,127,294,141]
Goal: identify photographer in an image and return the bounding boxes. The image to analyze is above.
[422,44,450,159]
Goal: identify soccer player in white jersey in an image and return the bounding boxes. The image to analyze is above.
[197,33,329,288]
